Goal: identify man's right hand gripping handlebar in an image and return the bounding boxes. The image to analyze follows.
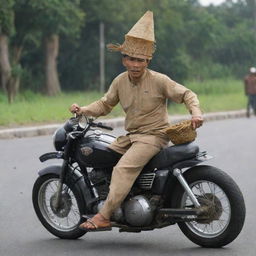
[69,103,86,116]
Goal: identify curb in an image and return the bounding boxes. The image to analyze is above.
[0,109,247,139]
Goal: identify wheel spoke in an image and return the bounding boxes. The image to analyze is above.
[49,182,58,193]
[208,182,217,195]
[222,208,230,214]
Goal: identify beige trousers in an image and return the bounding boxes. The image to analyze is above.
[99,133,169,219]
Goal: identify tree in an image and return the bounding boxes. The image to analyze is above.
[205,0,256,77]
[245,0,256,33]
[60,0,143,90]
[60,0,193,90]
[0,0,16,103]
[28,0,85,96]
[3,0,255,96]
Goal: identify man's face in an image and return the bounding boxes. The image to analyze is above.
[122,56,149,80]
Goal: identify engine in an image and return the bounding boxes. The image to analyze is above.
[123,195,154,226]
[89,168,111,200]
[90,168,162,227]
[95,195,156,227]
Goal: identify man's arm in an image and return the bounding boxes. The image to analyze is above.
[162,75,203,129]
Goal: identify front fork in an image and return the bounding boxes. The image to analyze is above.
[52,160,69,210]
[51,132,99,212]
[173,168,201,208]
[52,135,73,210]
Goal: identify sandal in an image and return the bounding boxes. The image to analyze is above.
[79,214,112,232]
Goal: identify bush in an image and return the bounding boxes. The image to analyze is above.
[188,60,232,80]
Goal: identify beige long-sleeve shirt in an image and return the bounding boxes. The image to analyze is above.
[82,69,202,136]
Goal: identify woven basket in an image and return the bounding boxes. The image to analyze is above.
[163,120,197,145]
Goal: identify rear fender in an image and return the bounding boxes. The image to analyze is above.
[38,165,96,214]
[171,151,212,170]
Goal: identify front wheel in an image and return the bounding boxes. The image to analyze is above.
[174,165,245,248]
[32,174,86,239]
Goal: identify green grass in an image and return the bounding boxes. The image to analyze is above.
[186,78,243,94]
[168,93,247,115]
[168,78,246,114]
[0,78,247,127]
[0,91,124,127]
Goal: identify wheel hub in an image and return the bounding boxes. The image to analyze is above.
[50,192,72,218]
[197,193,223,224]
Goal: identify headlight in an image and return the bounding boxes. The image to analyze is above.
[53,127,67,151]
[78,115,89,129]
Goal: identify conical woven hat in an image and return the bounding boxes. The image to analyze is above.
[107,11,155,59]
[127,11,155,42]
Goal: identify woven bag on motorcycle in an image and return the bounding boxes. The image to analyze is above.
[163,120,197,145]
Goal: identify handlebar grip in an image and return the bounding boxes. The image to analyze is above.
[96,122,113,131]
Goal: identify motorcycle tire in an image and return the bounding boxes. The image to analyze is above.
[32,174,87,239]
[173,165,245,248]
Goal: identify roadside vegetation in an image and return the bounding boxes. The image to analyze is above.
[169,78,246,115]
[0,1,255,102]
[0,78,246,127]
[0,1,252,127]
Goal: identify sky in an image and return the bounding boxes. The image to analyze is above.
[199,0,226,6]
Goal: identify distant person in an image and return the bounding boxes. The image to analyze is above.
[244,67,256,117]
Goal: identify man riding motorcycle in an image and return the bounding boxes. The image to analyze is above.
[70,10,203,232]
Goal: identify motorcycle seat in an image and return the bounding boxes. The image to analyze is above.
[143,142,199,172]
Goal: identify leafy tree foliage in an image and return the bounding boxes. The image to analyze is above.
[0,0,15,35]
[1,0,256,98]
[0,0,16,102]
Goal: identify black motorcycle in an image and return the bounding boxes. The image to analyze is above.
[32,116,245,248]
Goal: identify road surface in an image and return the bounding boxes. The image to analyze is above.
[0,118,255,256]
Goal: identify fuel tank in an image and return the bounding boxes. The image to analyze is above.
[76,132,122,168]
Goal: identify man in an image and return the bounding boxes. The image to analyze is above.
[70,11,203,231]
[244,67,256,117]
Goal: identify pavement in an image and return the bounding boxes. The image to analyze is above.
[0,109,248,139]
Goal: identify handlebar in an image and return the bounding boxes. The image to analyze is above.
[91,121,113,131]
[71,114,113,132]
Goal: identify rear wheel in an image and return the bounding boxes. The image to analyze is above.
[174,165,245,247]
[32,174,86,239]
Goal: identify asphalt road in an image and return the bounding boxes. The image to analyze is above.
[0,117,255,256]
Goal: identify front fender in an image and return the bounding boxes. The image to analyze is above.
[38,165,62,176]
[37,165,96,213]
[39,152,64,162]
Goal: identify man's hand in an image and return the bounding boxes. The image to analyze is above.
[191,115,204,129]
[69,103,83,115]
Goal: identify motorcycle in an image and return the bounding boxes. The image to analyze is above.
[32,116,245,248]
